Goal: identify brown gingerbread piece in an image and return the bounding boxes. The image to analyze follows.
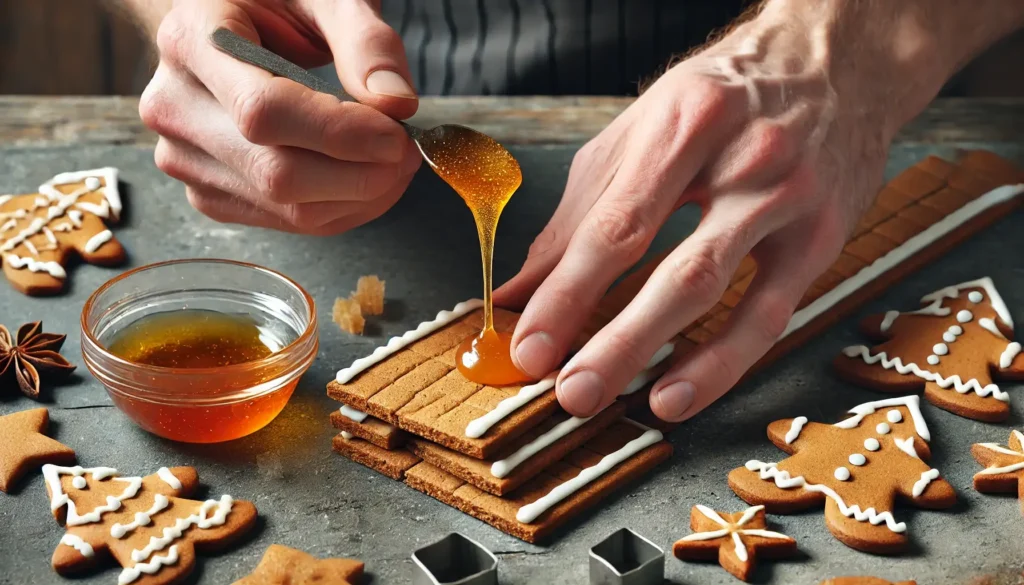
[819,579,916,585]
[971,429,1024,511]
[728,396,956,553]
[672,504,796,581]
[43,464,257,585]
[834,278,1024,422]
[0,168,125,295]
[0,408,75,493]
[232,544,363,585]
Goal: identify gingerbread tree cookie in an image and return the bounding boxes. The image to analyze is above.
[233,545,364,585]
[728,396,956,553]
[0,168,126,295]
[43,464,256,585]
[834,277,1023,422]
[672,504,796,581]
[971,429,1024,511]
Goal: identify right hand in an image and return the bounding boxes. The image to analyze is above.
[140,0,422,235]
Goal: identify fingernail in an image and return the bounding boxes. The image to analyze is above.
[366,70,416,99]
[653,381,696,420]
[558,370,604,416]
[515,332,557,377]
[372,133,404,163]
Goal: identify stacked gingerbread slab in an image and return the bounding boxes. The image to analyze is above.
[328,150,1024,543]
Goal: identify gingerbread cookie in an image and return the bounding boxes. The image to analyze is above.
[233,544,363,585]
[1,168,125,295]
[43,464,257,584]
[819,579,916,585]
[971,429,1024,511]
[835,277,1023,422]
[0,408,75,493]
[672,504,796,581]
[728,396,956,553]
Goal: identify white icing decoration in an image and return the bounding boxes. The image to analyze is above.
[43,226,56,244]
[72,477,87,489]
[52,223,72,232]
[491,415,591,478]
[926,356,940,366]
[949,325,963,335]
[975,437,1024,476]
[515,420,662,523]
[129,495,233,562]
[880,310,900,332]
[42,466,142,526]
[339,405,369,423]
[621,343,674,395]
[111,495,169,539]
[894,436,919,459]
[978,318,1006,339]
[932,343,948,356]
[67,210,83,227]
[679,528,730,541]
[731,532,748,561]
[780,182,1024,339]
[1001,343,1021,369]
[678,504,789,563]
[84,230,113,253]
[60,534,95,558]
[119,545,179,585]
[5,254,66,278]
[942,332,956,343]
[849,454,866,466]
[157,467,182,490]
[969,291,984,303]
[842,345,1010,402]
[23,239,37,256]
[834,467,851,481]
[746,460,906,532]
[864,438,880,451]
[876,423,890,435]
[912,469,940,497]
[340,431,355,440]
[957,310,973,323]
[832,396,930,441]
[335,299,484,384]
[784,417,808,445]
[466,375,556,439]
[887,410,903,424]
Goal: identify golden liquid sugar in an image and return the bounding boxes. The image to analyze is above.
[423,127,533,385]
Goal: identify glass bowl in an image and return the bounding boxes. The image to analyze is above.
[81,259,317,443]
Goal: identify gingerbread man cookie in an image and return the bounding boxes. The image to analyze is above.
[835,277,1024,422]
[233,545,364,585]
[672,504,796,581]
[0,168,125,295]
[43,464,256,585]
[728,396,956,553]
[971,429,1024,511]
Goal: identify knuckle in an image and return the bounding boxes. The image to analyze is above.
[248,150,294,202]
[666,251,729,306]
[233,85,275,145]
[153,140,186,180]
[600,330,649,375]
[585,204,652,262]
[138,84,172,133]
[155,11,189,63]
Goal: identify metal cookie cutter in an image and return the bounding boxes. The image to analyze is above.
[589,528,665,585]
[412,533,498,585]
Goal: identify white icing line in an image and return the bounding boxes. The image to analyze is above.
[83,229,113,253]
[842,346,1009,402]
[466,375,556,439]
[111,495,169,539]
[880,310,900,332]
[118,545,178,585]
[129,495,233,562]
[978,318,1006,339]
[341,431,355,440]
[695,504,730,527]
[621,343,675,395]
[977,461,1024,476]
[976,442,1024,457]
[1001,342,1021,369]
[732,531,748,561]
[912,469,940,497]
[339,405,369,423]
[515,421,663,524]
[335,299,484,384]
[491,415,592,478]
[5,254,66,278]
[738,529,791,540]
[42,466,141,526]
[832,396,930,441]
[735,505,763,526]
[784,417,808,445]
[680,528,729,541]
[894,436,920,459]
[60,534,95,558]
[780,186,1024,339]
[157,467,182,490]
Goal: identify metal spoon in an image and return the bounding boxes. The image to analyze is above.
[209,28,519,178]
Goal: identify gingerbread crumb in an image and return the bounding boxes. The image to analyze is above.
[353,275,385,316]
[332,297,365,335]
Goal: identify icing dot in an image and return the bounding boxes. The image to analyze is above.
[927,355,940,365]
[876,422,891,435]
[84,177,101,190]
[834,467,851,481]
[948,325,963,335]
[864,438,880,451]
[932,343,949,356]
[943,332,956,343]
[849,454,867,466]
[887,410,903,423]
[957,310,973,323]
[72,477,87,489]
[968,291,984,303]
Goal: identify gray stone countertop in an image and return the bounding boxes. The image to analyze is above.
[0,141,1022,585]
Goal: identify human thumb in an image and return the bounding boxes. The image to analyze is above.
[315,0,418,120]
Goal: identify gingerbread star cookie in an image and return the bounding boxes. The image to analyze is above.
[819,579,916,585]
[835,277,1024,422]
[972,429,1024,511]
[728,396,956,554]
[43,464,257,585]
[0,408,75,493]
[672,504,796,581]
[0,168,126,295]
[233,545,364,585]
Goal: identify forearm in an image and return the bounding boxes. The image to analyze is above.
[109,0,172,38]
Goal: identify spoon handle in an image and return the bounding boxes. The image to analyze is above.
[209,28,421,137]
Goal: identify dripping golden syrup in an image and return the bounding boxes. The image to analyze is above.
[422,128,533,385]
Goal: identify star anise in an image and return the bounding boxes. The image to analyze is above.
[0,322,76,399]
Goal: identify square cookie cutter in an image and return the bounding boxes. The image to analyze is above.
[412,532,498,585]
[589,528,665,585]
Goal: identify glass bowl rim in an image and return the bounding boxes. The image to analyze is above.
[80,258,318,378]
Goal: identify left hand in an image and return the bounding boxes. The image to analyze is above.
[494,10,893,423]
